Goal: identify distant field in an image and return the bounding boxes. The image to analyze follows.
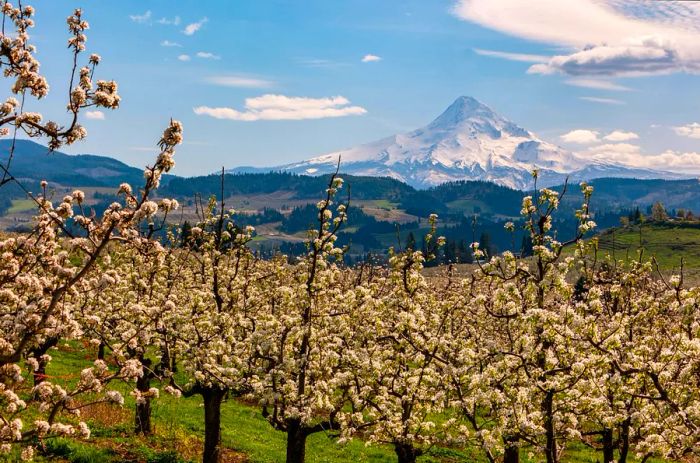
[446,198,491,215]
[575,223,700,281]
[7,198,35,213]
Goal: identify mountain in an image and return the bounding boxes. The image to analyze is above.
[0,139,157,187]
[230,96,684,189]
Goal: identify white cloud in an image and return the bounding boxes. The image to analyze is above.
[473,48,549,63]
[157,16,181,26]
[603,130,639,142]
[453,0,700,77]
[580,143,700,173]
[85,110,105,120]
[527,39,685,77]
[193,94,367,121]
[196,51,221,60]
[561,128,639,145]
[579,96,625,105]
[560,129,600,144]
[205,75,274,89]
[673,122,700,139]
[580,142,641,163]
[564,78,631,91]
[130,11,152,24]
[361,54,382,63]
[161,40,182,47]
[177,54,191,62]
[183,17,208,36]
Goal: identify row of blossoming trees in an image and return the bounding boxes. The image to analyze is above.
[1,3,700,463]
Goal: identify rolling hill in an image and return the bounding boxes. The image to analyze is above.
[2,139,700,262]
[0,139,154,188]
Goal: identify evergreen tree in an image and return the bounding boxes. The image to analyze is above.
[479,232,495,259]
[180,220,193,248]
[445,239,457,264]
[521,235,534,257]
[406,231,417,251]
[457,239,473,264]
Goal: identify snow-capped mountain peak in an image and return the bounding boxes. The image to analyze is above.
[229,96,683,189]
[425,96,527,137]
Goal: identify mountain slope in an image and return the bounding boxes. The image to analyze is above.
[232,96,684,189]
[0,139,154,187]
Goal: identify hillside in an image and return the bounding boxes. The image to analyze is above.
[3,141,700,260]
[0,139,151,187]
[591,222,700,271]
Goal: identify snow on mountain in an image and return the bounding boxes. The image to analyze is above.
[230,96,685,190]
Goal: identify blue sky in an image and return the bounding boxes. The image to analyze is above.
[22,0,700,176]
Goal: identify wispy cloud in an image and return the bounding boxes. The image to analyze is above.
[85,110,105,120]
[161,40,182,47]
[560,129,599,144]
[157,16,181,26]
[298,58,348,69]
[196,51,221,60]
[454,0,700,77]
[130,11,152,24]
[183,17,208,36]
[564,78,631,91]
[473,48,549,63]
[205,75,274,89]
[177,54,191,62]
[579,96,625,105]
[362,54,382,63]
[673,122,700,139]
[193,95,367,121]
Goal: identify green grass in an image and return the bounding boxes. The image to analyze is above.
[445,199,492,215]
[8,198,35,213]
[33,341,668,463]
[359,200,398,211]
[587,222,700,271]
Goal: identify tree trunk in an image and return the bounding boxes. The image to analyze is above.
[286,419,308,463]
[97,342,105,360]
[602,428,614,463]
[394,441,420,463]
[134,356,154,435]
[543,390,557,463]
[156,342,170,375]
[503,436,520,463]
[30,337,58,386]
[618,418,631,463]
[134,365,152,435]
[202,388,226,463]
[33,356,49,386]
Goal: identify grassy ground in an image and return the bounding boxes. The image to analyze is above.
[586,222,700,282]
[17,343,669,463]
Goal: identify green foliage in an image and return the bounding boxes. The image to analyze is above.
[429,180,523,216]
[162,172,413,201]
[43,438,115,463]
